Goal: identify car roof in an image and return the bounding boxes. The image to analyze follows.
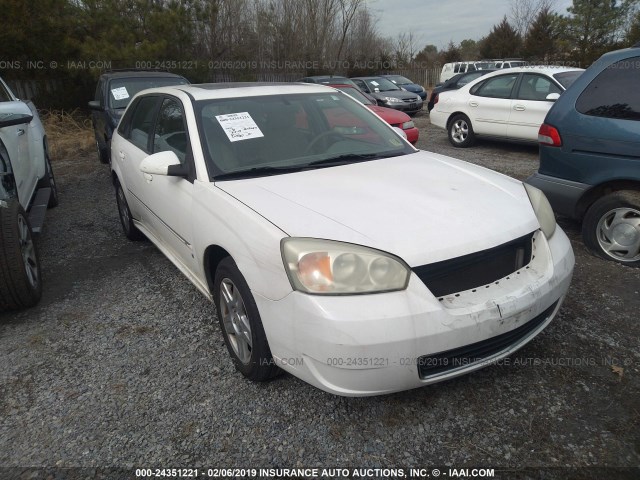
[136,82,332,101]
[101,70,187,80]
[497,66,582,74]
[302,75,349,80]
[473,66,584,81]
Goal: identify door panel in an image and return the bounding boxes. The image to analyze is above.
[139,97,195,270]
[117,96,162,226]
[469,73,519,137]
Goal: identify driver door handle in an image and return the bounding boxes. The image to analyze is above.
[118,151,125,161]
[513,105,526,111]
[17,128,25,136]
[469,101,478,107]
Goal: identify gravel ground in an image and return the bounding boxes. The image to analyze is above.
[0,112,639,479]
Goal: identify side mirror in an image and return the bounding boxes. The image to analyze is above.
[88,100,104,111]
[140,151,187,177]
[546,93,560,101]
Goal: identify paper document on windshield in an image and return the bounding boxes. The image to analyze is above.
[111,87,129,100]
[215,112,264,142]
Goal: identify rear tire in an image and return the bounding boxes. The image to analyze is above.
[214,257,280,381]
[115,180,144,241]
[96,139,109,164]
[447,113,476,148]
[582,191,640,267]
[0,199,43,311]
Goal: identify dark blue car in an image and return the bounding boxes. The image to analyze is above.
[379,74,427,101]
[526,43,640,266]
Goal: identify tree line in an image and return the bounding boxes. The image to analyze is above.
[423,0,639,68]
[0,0,638,109]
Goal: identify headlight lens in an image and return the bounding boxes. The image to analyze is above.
[524,183,556,238]
[384,96,403,104]
[281,238,410,294]
[402,121,415,130]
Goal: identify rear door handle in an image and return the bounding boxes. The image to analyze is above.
[513,105,526,111]
[118,151,125,160]
[469,101,479,107]
[17,129,25,136]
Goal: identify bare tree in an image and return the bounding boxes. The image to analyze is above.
[510,0,555,37]
[393,32,418,65]
[335,0,365,64]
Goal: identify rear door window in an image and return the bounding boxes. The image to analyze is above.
[576,57,640,121]
[472,74,519,98]
[128,96,161,152]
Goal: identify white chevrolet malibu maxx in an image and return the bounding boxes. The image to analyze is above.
[110,83,574,396]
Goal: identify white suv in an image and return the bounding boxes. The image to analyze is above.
[0,76,58,311]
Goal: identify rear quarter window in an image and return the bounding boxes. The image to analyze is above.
[576,57,640,121]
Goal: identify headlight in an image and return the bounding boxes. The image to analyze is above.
[524,183,556,238]
[281,238,410,294]
[402,121,415,130]
[384,96,403,104]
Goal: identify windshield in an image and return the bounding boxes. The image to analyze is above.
[364,78,400,92]
[331,86,374,105]
[387,75,412,85]
[196,92,415,179]
[108,77,189,109]
[553,71,583,89]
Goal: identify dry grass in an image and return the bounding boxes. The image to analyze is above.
[40,110,94,162]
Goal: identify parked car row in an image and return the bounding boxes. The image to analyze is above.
[5,45,634,402]
[300,75,426,116]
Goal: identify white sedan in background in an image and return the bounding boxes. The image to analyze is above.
[111,83,574,396]
[430,67,584,147]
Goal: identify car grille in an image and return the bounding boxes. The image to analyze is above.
[403,98,419,103]
[417,300,558,378]
[413,231,535,298]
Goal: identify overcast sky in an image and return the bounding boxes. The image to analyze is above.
[369,0,574,49]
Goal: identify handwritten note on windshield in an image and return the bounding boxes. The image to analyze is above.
[215,112,264,142]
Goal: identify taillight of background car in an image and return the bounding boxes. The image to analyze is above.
[538,124,562,147]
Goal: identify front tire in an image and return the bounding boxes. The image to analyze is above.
[213,257,280,381]
[447,114,476,148]
[0,200,43,311]
[582,191,640,266]
[115,180,144,241]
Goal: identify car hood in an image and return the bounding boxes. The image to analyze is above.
[214,151,539,266]
[400,83,423,93]
[367,105,411,124]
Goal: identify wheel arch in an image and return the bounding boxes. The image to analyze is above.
[203,245,232,295]
[577,180,640,219]
[446,111,471,129]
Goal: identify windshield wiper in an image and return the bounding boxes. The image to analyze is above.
[306,152,397,168]
[214,165,305,180]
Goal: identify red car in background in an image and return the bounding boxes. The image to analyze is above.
[328,84,419,145]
